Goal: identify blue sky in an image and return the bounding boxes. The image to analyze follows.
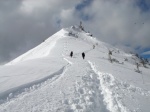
[137,0,150,12]
[75,0,93,11]
[135,0,150,58]
[75,0,93,21]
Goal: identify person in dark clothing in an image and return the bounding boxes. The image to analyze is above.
[70,51,73,58]
[82,52,85,59]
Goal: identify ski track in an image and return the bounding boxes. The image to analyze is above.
[88,61,150,112]
[0,62,71,105]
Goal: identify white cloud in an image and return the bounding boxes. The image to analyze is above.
[20,0,149,49]
[59,0,150,49]
[20,0,49,14]
[20,0,79,15]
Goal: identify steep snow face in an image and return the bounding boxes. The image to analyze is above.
[0,26,150,112]
[6,29,67,65]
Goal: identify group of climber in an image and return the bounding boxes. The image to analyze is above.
[70,51,85,59]
[69,44,96,59]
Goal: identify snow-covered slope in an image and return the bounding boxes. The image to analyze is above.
[0,26,150,112]
[6,29,67,65]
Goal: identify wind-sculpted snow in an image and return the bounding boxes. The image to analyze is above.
[0,61,71,111]
[0,64,68,104]
[6,29,67,65]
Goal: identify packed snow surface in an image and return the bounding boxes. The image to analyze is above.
[0,26,150,112]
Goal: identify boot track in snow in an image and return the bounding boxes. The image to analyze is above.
[88,61,150,112]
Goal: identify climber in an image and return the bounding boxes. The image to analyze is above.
[70,51,73,58]
[82,52,85,59]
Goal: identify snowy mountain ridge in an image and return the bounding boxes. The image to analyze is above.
[6,29,67,65]
[0,26,150,112]
[7,26,128,66]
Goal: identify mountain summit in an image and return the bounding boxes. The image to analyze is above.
[0,26,150,112]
